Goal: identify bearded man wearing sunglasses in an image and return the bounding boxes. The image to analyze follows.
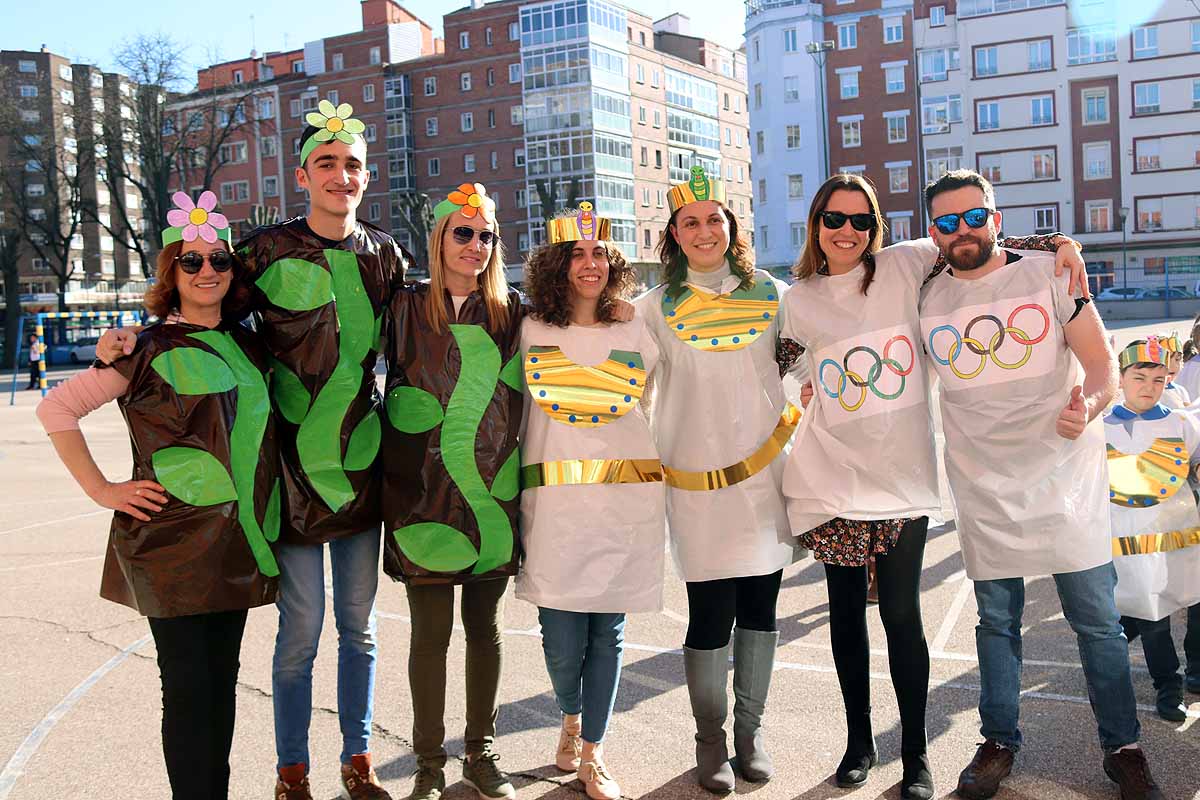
[919,170,1163,800]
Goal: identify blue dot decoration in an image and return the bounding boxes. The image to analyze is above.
[762,312,771,320]
[1176,447,1183,453]
[1110,491,1115,498]
[532,372,540,380]
[531,357,539,363]
[569,414,577,423]
[669,311,676,317]
[691,334,698,341]
[624,395,631,402]
[677,323,684,330]
[610,405,618,413]
[629,378,637,385]
[767,294,776,300]
[1171,476,1178,482]
[552,403,560,410]
[1161,488,1168,495]
[591,415,599,423]
[733,336,740,343]
[711,338,719,345]
[749,328,757,335]
[539,390,546,397]
[1176,460,1183,466]
[627,361,635,368]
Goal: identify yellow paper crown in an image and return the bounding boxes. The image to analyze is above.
[547,202,612,244]
[667,166,726,214]
[1119,337,1172,370]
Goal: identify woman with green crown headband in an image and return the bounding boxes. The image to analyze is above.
[635,166,804,793]
[36,191,279,799]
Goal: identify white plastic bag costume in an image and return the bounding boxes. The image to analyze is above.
[781,239,942,535]
[637,267,802,582]
[1104,404,1200,620]
[516,315,666,613]
[1161,382,1191,409]
[920,252,1111,580]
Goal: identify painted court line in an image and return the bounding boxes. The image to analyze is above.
[931,573,975,653]
[0,555,103,573]
[0,510,108,537]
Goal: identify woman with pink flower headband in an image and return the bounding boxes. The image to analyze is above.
[36,191,279,800]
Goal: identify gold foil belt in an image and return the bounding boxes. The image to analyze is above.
[521,458,663,488]
[662,403,803,491]
[1112,527,1200,556]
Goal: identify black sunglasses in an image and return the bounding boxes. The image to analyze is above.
[932,207,993,235]
[819,211,875,232]
[176,250,233,274]
[452,226,499,247]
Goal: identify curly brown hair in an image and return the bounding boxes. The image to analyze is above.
[144,241,251,320]
[524,237,636,328]
[656,202,755,301]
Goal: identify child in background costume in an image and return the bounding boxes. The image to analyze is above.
[381,183,522,800]
[1153,335,1191,408]
[1105,338,1200,722]
[37,193,279,800]
[517,205,665,800]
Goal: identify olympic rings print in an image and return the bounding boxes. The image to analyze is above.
[818,334,915,412]
[927,303,1050,381]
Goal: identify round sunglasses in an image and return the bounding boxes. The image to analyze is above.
[932,207,993,235]
[452,226,500,247]
[175,250,233,274]
[819,211,876,232]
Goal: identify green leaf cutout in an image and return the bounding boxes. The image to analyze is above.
[499,351,523,392]
[151,347,236,396]
[372,314,383,352]
[152,446,237,507]
[386,386,444,434]
[393,522,479,572]
[490,447,521,501]
[256,258,334,312]
[270,358,311,425]
[344,411,381,471]
[264,479,281,543]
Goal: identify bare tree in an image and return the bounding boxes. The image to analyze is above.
[0,178,26,368]
[393,192,435,273]
[533,177,581,222]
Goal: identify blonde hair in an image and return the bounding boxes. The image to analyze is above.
[424,212,511,334]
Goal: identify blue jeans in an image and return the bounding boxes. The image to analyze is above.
[973,561,1140,753]
[538,607,626,744]
[272,529,381,768]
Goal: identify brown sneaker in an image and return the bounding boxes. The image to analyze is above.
[1103,747,1165,800]
[275,764,314,800]
[955,740,1013,800]
[342,753,393,799]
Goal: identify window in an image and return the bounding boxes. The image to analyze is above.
[424,76,437,96]
[783,28,799,52]
[428,158,441,177]
[791,223,806,247]
[653,110,661,128]
[638,106,646,124]
[1085,200,1111,232]
[60,90,73,105]
[758,178,768,202]
[656,189,665,207]
[369,46,381,65]
[639,146,648,167]
[514,148,525,167]
[641,187,650,207]
[1031,95,1053,126]
[58,64,72,81]
[511,105,523,125]
[975,47,997,77]
[460,71,472,91]
[841,119,862,147]
[516,188,527,208]
[651,69,660,88]
[363,83,375,103]
[509,63,521,83]
[290,98,301,117]
[1034,206,1056,233]
[886,66,905,94]
[889,166,909,193]
[20,109,40,122]
[759,226,769,250]
[890,216,911,242]
[1133,25,1158,59]
[930,5,946,26]
[977,102,999,130]
[1067,25,1116,65]
[1138,199,1163,231]
[292,60,304,73]
[459,31,470,50]
[486,67,495,86]
[786,125,802,149]
[490,151,498,170]
[1082,88,1108,124]
[18,59,36,73]
[926,145,963,179]
[509,21,520,41]
[426,117,439,137]
[884,17,903,44]
[979,154,1002,182]
[756,131,765,154]
[919,47,958,82]
[219,180,250,203]
[485,27,493,45]
[840,72,859,99]
[219,141,248,164]
[233,69,243,84]
[1084,143,1110,180]
[655,150,663,168]
[1136,140,1161,171]
[263,176,279,197]
[754,83,763,108]
[1193,79,1200,110]
[464,154,476,173]
[886,114,907,143]
[754,38,760,62]
[261,136,278,157]
[332,53,344,71]
[365,124,377,142]
[19,84,38,98]
[788,174,804,198]
[518,233,530,252]
[326,90,339,107]
[1032,149,1055,179]
[461,112,474,132]
[644,229,652,249]
[838,23,857,50]
[725,127,732,145]
[1028,40,1051,71]
[1135,83,1160,115]
[783,76,800,102]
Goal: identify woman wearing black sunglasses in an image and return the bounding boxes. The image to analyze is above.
[36,191,278,799]
[781,173,1085,799]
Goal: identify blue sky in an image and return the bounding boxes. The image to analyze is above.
[2,0,745,83]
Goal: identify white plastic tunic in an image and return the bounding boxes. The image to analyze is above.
[1175,358,1200,402]
[637,268,802,582]
[920,253,1111,580]
[516,315,666,613]
[1161,382,1191,409]
[781,239,942,535]
[1104,405,1200,620]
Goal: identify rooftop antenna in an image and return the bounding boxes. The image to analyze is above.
[250,13,257,58]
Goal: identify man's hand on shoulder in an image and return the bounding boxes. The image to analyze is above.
[96,327,142,365]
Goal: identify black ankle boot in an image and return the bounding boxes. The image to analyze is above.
[900,752,934,799]
[834,712,877,788]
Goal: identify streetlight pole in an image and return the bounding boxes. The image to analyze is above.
[1119,205,1129,295]
[805,40,835,180]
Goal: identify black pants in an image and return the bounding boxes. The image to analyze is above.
[147,609,249,800]
[824,517,930,755]
[28,361,39,389]
[684,570,783,650]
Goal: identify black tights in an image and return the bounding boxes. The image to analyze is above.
[684,570,783,650]
[824,517,930,755]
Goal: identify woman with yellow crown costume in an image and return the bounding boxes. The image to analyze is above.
[515,204,664,800]
[634,165,802,792]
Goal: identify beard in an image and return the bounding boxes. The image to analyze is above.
[944,230,997,271]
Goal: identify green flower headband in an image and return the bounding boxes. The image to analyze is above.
[300,100,367,166]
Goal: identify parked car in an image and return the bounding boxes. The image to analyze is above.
[68,336,99,364]
[1095,287,1140,301]
[1133,287,1193,300]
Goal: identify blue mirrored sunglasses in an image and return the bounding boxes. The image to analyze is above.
[932,207,993,235]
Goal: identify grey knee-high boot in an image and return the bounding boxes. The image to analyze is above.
[732,627,778,782]
[684,643,736,794]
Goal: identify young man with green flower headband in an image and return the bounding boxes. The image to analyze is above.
[98,99,408,800]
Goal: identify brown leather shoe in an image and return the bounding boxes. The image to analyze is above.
[1103,748,1165,800]
[955,740,1013,800]
[342,753,394,800]
[275,764,314,800]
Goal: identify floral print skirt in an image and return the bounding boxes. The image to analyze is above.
[800,517,909,567]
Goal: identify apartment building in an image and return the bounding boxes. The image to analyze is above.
[912,0,1200,291]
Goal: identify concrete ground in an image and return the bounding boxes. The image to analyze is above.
[1,318,1198,800]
